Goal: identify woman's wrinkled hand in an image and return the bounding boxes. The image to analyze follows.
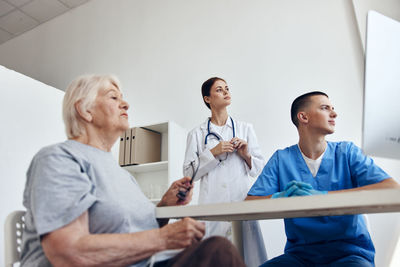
[158,177,193,207]
[159,218,205,250]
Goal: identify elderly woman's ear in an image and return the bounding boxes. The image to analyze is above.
[74,100,92,122]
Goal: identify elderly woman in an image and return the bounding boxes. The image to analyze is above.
[21,74,245,267]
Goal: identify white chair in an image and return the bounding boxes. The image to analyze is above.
[4,210,25,267]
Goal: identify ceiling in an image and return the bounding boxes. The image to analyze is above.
[0,0,89,45]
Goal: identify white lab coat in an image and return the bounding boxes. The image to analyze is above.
[183,117,267,266]
[184,118,265,204]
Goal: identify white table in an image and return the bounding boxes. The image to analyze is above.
[156,189,400,257]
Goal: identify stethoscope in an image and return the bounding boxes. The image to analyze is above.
[204,117,235,145]
[176,160,198,201]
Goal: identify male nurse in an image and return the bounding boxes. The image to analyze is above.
[246,91,399,267]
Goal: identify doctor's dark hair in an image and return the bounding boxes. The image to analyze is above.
[291,91,329,128]
[201,77,226,109]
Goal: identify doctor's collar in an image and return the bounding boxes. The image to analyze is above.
[205,117,234,129]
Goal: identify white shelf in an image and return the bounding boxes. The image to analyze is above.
[134,121,168,133]
[124,161,168,173]
[120,121,187,203]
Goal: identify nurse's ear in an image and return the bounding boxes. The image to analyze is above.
[298,112,308,124]
[75,100,93,123]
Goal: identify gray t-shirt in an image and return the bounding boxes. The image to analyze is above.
[21,140,159,267]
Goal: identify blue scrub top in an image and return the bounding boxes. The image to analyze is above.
[248,141,390,264]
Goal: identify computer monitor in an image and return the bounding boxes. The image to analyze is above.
[363,11,400,160]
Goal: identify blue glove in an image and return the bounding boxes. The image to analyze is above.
[271,184,298,199]
[292,187,328,196]
[284,180,313,191]
[271,180,325,199]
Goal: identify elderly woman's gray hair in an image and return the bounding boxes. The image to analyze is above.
[63,74,121,139]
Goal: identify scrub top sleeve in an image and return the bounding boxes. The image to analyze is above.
[244,124,265,177]
[28,153,96,236]
[347,142,390,186]
[183,129,219,182]
[248,151,280,196]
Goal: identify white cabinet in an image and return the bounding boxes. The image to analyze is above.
[123,121,187,203]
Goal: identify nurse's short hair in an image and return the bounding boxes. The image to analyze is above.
[63,74,121,139]
[201,77,226,109]
[291,91,328,128]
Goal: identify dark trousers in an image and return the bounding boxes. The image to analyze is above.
[153,236,245,267]
[260,253,374,267]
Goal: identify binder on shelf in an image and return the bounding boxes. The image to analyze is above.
[118,131,126,166]
[124,128,132,166]
[130,127,161,165]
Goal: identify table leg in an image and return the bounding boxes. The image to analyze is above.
[232,221,244,259]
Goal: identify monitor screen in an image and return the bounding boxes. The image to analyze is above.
[363,11,400,160]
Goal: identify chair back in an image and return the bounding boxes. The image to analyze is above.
[4,210,25,267]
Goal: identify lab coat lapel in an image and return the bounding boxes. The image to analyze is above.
[201,118,221,150]
[199,118,209,134]
[226,117,233,131]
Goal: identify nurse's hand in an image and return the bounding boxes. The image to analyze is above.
[286,181,327,196]
[293,188,328,196]
[271,181,327,198]
[210,141,235,157]
[285,180,313,191]
[271,180,312,198]
[158,177,193,207]
[271,183,299,198]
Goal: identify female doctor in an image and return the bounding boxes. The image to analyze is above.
[183,77,267,266]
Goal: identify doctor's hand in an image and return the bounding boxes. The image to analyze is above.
[230,137,251,160]
[230,137,252,168]
[158,177,193,207]
[210,141,235,157]
[159,218,205,249]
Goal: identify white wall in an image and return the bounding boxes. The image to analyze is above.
[0,0,366,156]
[0,65,65,265]
[0,0,399,266]
[352,0,400,50]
